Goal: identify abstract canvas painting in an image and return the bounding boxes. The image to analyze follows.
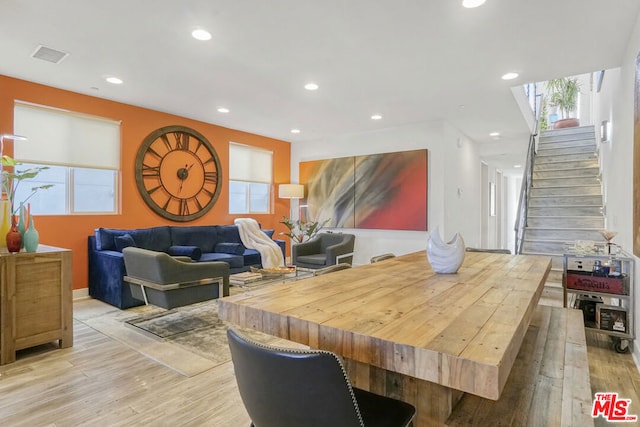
[299,156,356,228]
[299,149,428,231]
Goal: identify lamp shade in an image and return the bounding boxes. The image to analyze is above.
[278,184,304,199]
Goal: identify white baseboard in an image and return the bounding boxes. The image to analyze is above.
[73,287,89,301]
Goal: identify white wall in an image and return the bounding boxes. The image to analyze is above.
[442,122,482,249]
[597,67,622,224]
[290,120,482,265]
[601,11,640,365]
[505,174,522,254]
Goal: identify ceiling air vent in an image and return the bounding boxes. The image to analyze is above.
[31,45,69,64]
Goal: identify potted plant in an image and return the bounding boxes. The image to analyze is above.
[2,156,53,215]
[1,156,53,252]
[280,216,330,244]
[547,77,581,129]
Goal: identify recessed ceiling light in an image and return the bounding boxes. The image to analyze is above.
[192,29,212,41]
[371,114,382,120]
[514,164,522,168]
[462,0,486,8]
[489,132,500,137]
[304,83,318,91]
[501,72,519,80]
[105,76,123,85]
[291,129,301,134]
[217,107,230,113]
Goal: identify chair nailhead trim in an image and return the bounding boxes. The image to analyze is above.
[230,328,365,427]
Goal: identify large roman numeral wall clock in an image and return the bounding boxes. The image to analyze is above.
[135,125,222,222]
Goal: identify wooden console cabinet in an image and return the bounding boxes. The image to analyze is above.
[0,245,72,364]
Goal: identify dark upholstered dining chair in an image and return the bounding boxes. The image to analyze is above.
[465,247,511,254]
[370,253,396,263]
[313,262,352,276]
[227,328,416,427]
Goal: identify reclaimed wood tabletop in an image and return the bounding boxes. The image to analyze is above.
[218,250,551,426]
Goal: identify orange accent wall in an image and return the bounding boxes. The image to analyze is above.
[0,75,292,291]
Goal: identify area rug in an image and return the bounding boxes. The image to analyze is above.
[126,308,217,339]
[75,297,288,378]
[122,300,275,364]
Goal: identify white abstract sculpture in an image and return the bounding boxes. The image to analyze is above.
[426,226,465,274]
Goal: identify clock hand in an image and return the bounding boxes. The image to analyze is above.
[177,164,190,194]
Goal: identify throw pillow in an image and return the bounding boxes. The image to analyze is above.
[114,234,136,252]
[215,242,245,255]
[262,229,275,239]
[168,245,203,261]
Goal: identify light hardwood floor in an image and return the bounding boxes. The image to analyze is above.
[1,288,639,426]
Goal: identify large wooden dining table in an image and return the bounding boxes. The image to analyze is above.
[218,251,552,426]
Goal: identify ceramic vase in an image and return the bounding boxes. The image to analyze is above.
[6,216,21,253]
[426,226,465,274]
[17,202,26,248]
[0,200,10,248]
[23,215,39,253]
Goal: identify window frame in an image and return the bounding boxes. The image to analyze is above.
[228,142,273,215]
[13,102,121,215]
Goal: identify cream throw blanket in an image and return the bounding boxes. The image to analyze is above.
[234,218,285,269]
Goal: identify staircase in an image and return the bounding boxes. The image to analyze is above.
[521,125,604,287]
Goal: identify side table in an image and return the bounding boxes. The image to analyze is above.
[0,245,73,364]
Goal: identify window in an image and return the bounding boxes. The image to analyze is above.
[13,102,120,214]
[229,143,272,214]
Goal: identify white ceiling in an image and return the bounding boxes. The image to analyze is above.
[1,1,639,172]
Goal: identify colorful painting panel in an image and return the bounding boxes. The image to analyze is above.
[299,149,428,231]
[354,149,428,231]
[299,157,355,228]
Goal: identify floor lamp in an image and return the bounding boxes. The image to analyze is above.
[278,184,304,219]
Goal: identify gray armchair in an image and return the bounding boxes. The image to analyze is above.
[292,233,355,269]
[122,247,230,309]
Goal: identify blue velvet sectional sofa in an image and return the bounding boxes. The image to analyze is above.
[88,224,285,309]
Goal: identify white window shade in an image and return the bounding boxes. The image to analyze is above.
[229,143,272,183]
[13,103,120,170]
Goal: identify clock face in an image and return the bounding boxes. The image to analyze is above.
[135,125,222,222]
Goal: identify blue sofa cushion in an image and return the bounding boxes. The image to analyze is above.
[129,226,172,252]
[170,226,219,253]
[262,229,275,238]
[168,245,202,261]
[95,227,133,251]
[215,242,245,255]
[243,249,261,266]
[115,234,136,252]
[217,225,243,244]
[199,252,244,268]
